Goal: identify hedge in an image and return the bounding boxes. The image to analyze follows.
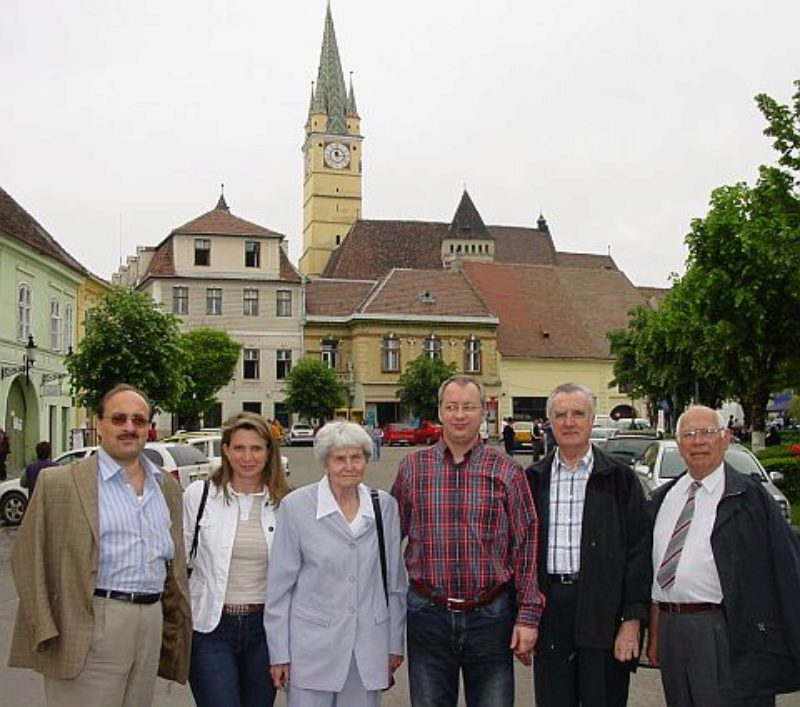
[755,446,797,460]
[760,457,800,504]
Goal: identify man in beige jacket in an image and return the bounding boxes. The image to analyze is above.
[8,384,191,707]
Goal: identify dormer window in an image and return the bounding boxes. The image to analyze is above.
[195,238,211,266]
[245,241,261,268]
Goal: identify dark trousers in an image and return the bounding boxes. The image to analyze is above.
[657,609,775,707]
[189,611,276,707]
[534,582,631,707]
[407,584,515,707]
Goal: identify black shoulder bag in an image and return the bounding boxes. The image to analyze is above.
[188,480,210,576]
[370,488,388,603]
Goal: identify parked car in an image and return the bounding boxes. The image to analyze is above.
[381,423,415,446]
[588,427,618,445]
[634,440,792,522]
[602,435,659,467]
[285,423,316,447]
[413,421,443,445]
[185,434,290,477]
[143,442,211,489]
[513,421,534,448]
[0,478,28,525]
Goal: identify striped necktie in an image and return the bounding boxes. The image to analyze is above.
[656,480,703,590]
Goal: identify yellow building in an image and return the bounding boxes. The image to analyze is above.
[300,4,363,277]
[304,270,500,427]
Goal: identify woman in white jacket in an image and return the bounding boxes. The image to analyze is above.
[265,421,406,706]
[183,412,290,707]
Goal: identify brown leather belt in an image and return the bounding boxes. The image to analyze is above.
[411,580,507,612]
[658,602,721,614]
[222,603,265,615]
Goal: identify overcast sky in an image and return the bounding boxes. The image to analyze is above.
[2,0,797,287]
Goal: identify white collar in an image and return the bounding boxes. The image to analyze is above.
[680,463,724,495]
[316,475,375,521]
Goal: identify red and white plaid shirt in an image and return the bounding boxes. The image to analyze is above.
[391,439,544,627]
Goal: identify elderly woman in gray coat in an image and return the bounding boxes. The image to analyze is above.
[265,421,406,706]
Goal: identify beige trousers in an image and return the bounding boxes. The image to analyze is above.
[44,596,163,707]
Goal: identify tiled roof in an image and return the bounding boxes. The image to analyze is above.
[461,261,645,359]
[361,269,495,319]
[0,186,90,277]
[447,191,491,240]
[279,248,302,284]
[305,278,377,316]
[171,207,284,239]
[556,251,619,270]
[145,240,174,277]
[321,219,561,279]
[637,286,670,304]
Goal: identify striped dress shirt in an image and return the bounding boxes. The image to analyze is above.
[95,448,174,593]
[547,448,592,574]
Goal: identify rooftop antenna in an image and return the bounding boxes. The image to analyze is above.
[118,213,123,266]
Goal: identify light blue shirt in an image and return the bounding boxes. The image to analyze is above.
[548,446,594,573]
[96,448,174,593]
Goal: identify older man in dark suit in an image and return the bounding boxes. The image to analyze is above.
[8,384,191,707]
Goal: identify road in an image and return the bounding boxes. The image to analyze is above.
[1,442,797,706]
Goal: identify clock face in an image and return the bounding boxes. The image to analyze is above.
[324,142,351,170]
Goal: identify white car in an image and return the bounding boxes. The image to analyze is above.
[0,478,28,525]
[286,423,315,447]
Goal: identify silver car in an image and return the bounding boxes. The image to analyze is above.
[634,440,791,522]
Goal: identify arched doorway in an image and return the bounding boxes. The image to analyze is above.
[4,377,39,475]
[610,404,637,421]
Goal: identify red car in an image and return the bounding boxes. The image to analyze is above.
[382,423,417,446]
[413,421,443,445]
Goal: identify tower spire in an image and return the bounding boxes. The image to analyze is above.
[347,71,359,118]
[310,2,348,134]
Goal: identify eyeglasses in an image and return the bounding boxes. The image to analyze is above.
[679,427,724,441]
[104,413,149,428]
[441,403,482,414]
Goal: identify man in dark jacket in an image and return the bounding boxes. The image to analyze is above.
[526,383,651,706]
[647,405,800,706]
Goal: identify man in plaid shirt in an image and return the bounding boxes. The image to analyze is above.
[391,375,544,707]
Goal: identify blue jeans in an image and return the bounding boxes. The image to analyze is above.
[189,611,276,707]
[407,584,515,707]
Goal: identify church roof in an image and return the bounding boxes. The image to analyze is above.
[0,186,91,277]
[461,261,645,359]
[447,190,491,240]
[309,3,349,135]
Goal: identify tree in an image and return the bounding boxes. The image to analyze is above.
[756,79,800,177]
[397,355,458,421]
[283,358,346,423]
[174,329,241,430]
[66,289,186,412]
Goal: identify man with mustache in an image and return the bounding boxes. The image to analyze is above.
[8,384,191,707]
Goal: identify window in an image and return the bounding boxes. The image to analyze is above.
[243,348,260,380]
[424,335,442,360]
[50,298,62,351]
[64,303,74,352]
[194,238,211,266]
[321,340,339,369]
[245,241,261,268]
[172,286,189,315]
[276,349,292,380]
[243,288,259,316]
[206,287,222,315]
[17,284,31,342]
[243,402,262,415]
[276,289,292,317]
[465,335,481,373]
[381,334,400,372]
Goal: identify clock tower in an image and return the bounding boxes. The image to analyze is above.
[300,4,363,277]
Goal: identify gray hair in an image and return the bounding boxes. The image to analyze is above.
[314,421,373,464]
[545,382,596,420]
[437,375,485,407]
[675,405,726,436]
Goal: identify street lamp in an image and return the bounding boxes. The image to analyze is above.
[1,334,38,383]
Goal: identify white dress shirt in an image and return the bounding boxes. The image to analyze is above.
[316,475,375,536]
[652,464,724,603]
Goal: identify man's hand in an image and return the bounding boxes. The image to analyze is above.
[270,663,290,690]
[613,619,640,662]
[389,653,404,673]
[510,623,538,666]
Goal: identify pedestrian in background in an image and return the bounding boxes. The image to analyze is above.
[266,421,406,705]
[526,382,651,707]
[370,422,383,460]
[0,427,9,480]
[8,383,191,706]
[183,411,290,707]
[648,405,800,707]
[393,376,542,707]
[502,417,516,457]
[24,441,56,494]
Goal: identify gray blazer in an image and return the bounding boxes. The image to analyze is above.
[264,482,406,692]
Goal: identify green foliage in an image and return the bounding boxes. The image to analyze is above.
[66,289,186,412]
[789,396,800,422]
[755,79,800,177]
[174,329,241,429]
[283,358,346,423]
[397,356,458,421]
[755,445,796,461]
